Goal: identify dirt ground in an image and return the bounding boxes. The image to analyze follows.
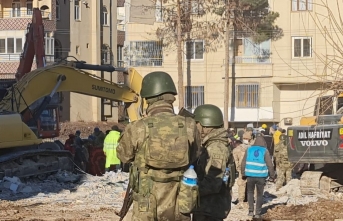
[263,198,343,220]
[0,202,128,221]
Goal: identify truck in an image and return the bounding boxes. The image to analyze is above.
[0,60,145,180]
[287,93,343,195]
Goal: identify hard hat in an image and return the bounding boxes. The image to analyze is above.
[261,124,267,129]
[194,104,224,127]
[140,71,177,98]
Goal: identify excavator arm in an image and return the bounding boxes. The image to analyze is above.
[0,61,144,122]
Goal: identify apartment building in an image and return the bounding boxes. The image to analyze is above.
[0,0,56,79]
[124,0,338,128]
[271,0,338,129]
[56,0,119,122]
[0,0,120,122]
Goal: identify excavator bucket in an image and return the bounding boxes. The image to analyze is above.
[124,68,147,120]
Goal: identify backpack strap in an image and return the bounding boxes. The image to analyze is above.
[147,118,154,137]
[178,117,185,137]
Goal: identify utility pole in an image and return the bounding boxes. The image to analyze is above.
[100,0,105,121]
[230,22,236,122]
[223,1,230,130]
[177,0,184,111]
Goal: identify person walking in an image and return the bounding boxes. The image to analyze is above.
[232,132,252,209]
[103,125,122,172]
[116,71,201,221]
[274,134,294,191]
[192,104,233,221]
[241,136,275,219]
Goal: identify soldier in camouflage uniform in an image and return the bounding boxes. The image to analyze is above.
[274,134,294,191]
[192,104,233,221]
[246,127,255,145]
[117,71,201,221]
[232,132,252,208]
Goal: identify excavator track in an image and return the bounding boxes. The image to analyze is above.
[0,142,74,180]
[300,170,343,195]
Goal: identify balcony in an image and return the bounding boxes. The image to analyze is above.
[230,56,271,64]
[0,9,51,19]
[0,54,55,63]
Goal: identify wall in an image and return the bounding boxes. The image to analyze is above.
[125,7,275,122]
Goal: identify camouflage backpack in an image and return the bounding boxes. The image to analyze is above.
[142,114,189,169]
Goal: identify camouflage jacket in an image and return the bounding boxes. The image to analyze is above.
[274,142,292,166]
[117,101,201,220]
[193,128,231,219]
[233,143,249,173]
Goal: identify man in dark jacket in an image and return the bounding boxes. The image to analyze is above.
[241,136,275,219]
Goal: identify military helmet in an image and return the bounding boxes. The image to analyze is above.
[140,71,177,98]
[194,104,224,127]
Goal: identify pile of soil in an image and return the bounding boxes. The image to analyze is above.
[263,198,343,220]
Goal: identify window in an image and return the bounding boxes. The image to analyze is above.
[117,45,123,67]
[155,0,162,22]
[0,39,5,53]
[16,38,22,53]
[184,1,204,15]
[76,46,80,55]
[233,38,271,63]
[45,33,54,55]
[236,84,259,108]
[292,0,312,11]
[184,86,204,111]
[74,0,81,21]
[292,37,312,58]
[186,40,204,60]
[12,2,21,17]
[27,1,33,15]
[102,6,108,26]
[56,0,60,20]
[7,38,14,53]
[129,41,163,66]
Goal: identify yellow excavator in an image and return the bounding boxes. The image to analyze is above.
[288,92,343,194]
[0,60,145,179]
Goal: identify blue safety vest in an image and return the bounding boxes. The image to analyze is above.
[245,146,268,177]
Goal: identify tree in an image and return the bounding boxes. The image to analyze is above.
[153,0,282,124]
[155,0,227,110]
[222,0,282,129]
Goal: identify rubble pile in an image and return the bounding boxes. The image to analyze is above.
[0,171,130,221]
[1,171,343,220]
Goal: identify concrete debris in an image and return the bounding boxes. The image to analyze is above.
[0,171,342,220]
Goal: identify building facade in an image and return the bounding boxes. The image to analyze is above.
[0,0,120,122]
[0,0,56,78]
[56,0,118,122]
[124,0,338,128]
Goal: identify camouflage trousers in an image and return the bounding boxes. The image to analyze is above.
[131,200,191,221]
[193,214,223,221]
[237,175,247,202]
[276,165,293,189]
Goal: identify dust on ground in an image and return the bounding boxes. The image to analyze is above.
[1,172,343,221]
